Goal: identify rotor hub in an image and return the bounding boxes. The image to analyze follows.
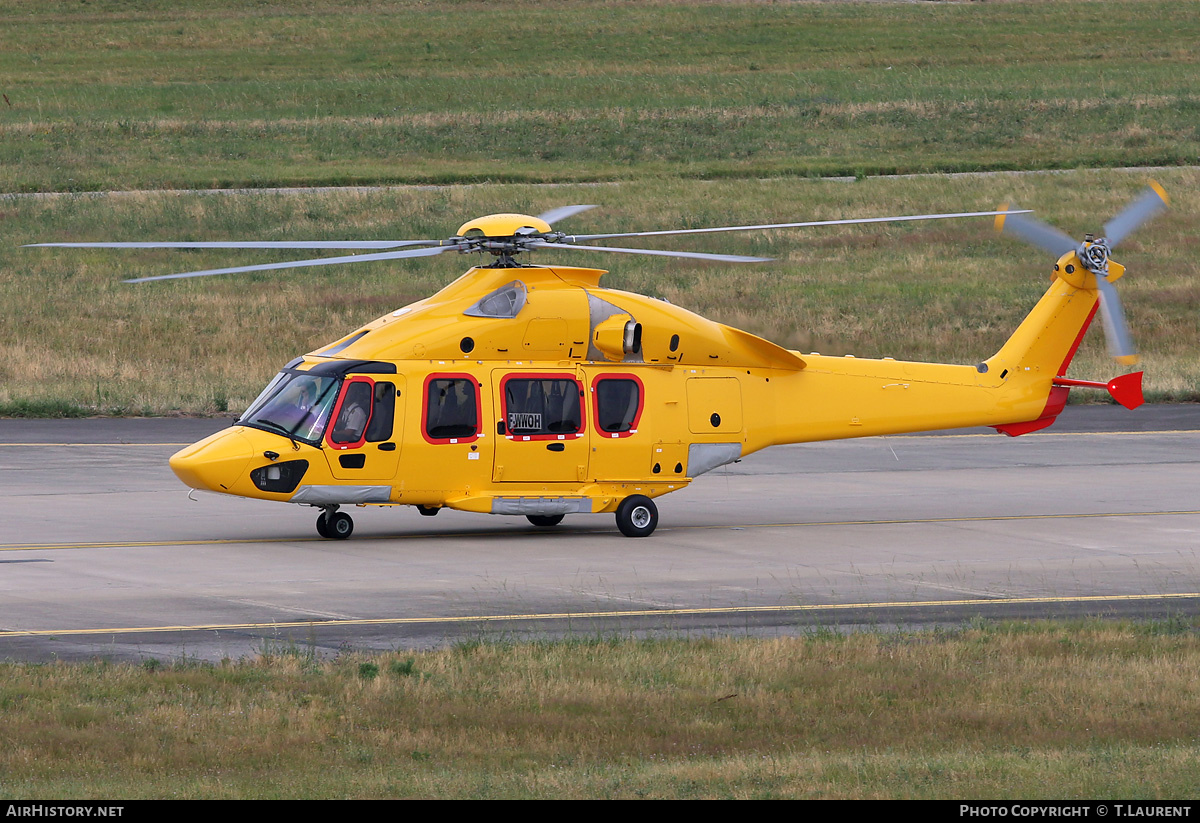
[455,213,552,238]
[447,213,569,266]
[1079,237,1111,275]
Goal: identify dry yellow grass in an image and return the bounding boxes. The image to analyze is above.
[3,167,1196,415]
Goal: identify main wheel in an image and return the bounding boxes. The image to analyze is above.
[315,513,331,538]
[417,505,440,517]
[527,514,564,528]
[615,495,658,538]
[326,511,354,539]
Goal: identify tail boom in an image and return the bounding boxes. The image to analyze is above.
[751,267,1126,449]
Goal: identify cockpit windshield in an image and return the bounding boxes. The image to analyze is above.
[238,371,339,444]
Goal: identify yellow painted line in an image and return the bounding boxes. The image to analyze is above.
[0,528,571,552]
[2,508,1199,553]
[4,592,1198,638]
[0,442,191,447]
[0,537,323,552]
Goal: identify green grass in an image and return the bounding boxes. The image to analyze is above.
[2,0,1199,191]
[1,621,1198,798]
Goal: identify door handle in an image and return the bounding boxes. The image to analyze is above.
[377,442,396,451]
[546,442,565,452]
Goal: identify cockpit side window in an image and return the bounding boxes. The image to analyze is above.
[329,380,373,447]
[365,381,395,443]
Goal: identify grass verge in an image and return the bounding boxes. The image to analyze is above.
[1,0,1199,191]
[2,619,1198,798]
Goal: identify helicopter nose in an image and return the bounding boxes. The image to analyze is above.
[169,428,255,494]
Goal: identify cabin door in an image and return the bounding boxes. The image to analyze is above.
[491,371,589,484]
[323,375,405,482]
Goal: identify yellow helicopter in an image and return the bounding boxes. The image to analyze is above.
[28,185,1168,538]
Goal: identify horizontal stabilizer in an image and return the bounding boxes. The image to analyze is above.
[993,419,1060,439]
[992,417,1059,437]
[1052,372,1144,410]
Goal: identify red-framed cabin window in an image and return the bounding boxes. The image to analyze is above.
[500,374,587,441]
[423,374,482,445]
[591,374,644,439]
[326,376,380,451]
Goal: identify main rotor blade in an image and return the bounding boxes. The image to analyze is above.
[530,241,770,263]
[565,209,1031,242]
[26,240,440,250]
[123,244,458,283]
[1103,181,1169,249]
[995,208,1079,258]
[535,205,598,225]
[1094,274,1138,365]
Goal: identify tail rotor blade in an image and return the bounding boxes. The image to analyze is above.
[995,207,1079,258]
[1103,181,1169,249]
[1094,274,1138,365]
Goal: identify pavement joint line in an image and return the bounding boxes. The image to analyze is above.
[3,509,1199,552]
[3,165,1196,201]
[4,592,1198,638]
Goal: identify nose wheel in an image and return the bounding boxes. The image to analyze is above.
[316,510,354,539]
[615,495,658,538]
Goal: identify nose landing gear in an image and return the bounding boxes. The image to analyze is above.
[315,506,354,539]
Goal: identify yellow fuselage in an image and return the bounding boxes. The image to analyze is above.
[171,261,1101,519]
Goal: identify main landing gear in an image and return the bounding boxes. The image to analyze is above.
[525,496,658,537]
[615,495,658,538]
[316,507,354,540]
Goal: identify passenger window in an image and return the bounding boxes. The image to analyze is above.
[595,377,642,435]
[425,376,479,442]
[504,378,583,437]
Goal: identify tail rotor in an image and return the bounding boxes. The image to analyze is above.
[996,182,1169,366]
